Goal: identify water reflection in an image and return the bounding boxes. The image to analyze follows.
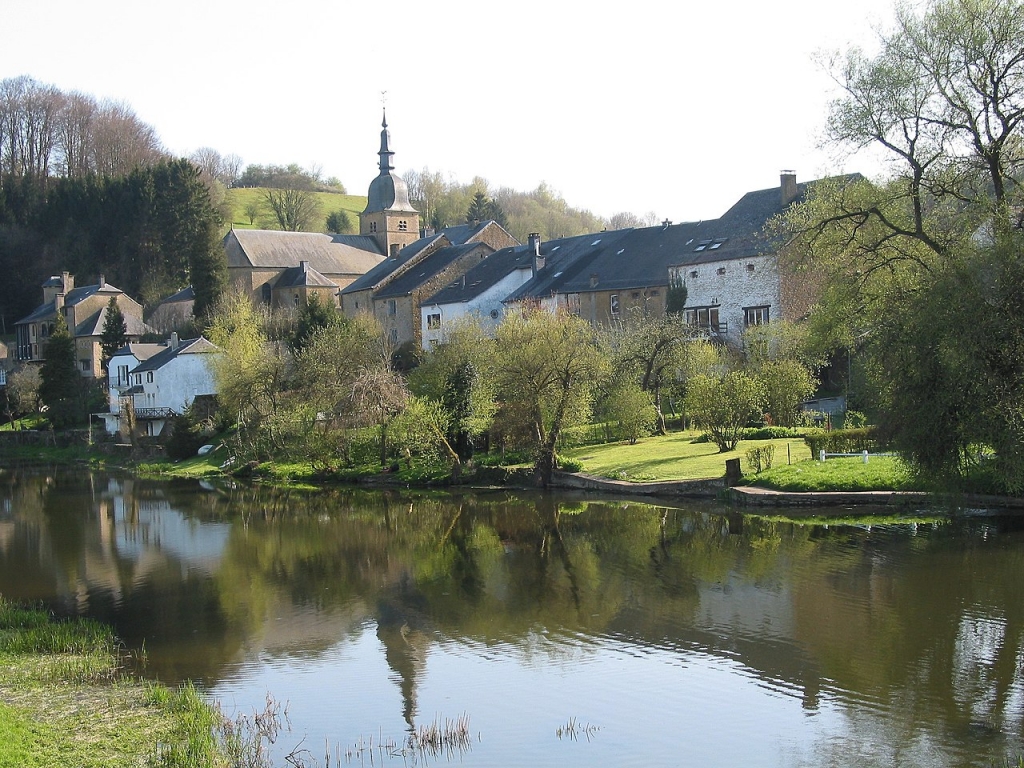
[1,468,1023,766]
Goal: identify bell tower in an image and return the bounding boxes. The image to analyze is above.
[359,110,420,257]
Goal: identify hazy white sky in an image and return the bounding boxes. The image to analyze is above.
[4,0,897,222]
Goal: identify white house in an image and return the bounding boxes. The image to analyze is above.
[102,334,219,437]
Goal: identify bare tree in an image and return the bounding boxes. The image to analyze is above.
[264,186,322,231]
[89,100,165,176]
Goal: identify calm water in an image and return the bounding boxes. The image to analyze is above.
[2,468,1024,767]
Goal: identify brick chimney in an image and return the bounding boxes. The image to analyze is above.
[781,170,799,205]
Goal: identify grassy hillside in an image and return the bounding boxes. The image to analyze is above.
[223,187,366,233]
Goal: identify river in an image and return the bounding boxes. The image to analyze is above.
[1,468,1022,767]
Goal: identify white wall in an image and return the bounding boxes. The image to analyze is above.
[672,254,781,344]
[420,268,532,349]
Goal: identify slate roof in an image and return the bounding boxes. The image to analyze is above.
[374,243,488,300]
[111,343,166,363]
[74,306,154,338]
[340,233,447,294]
[15,283,126,326]
[274,263,337,289]
[131,337,219,374]
[423,245,534,306]
[503,230,634,302]
[224,230,384,274]
[156,286,195,304]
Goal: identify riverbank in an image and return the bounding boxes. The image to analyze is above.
[0,599,225,768]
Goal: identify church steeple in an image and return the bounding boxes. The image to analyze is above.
[378,111,395,173]
[360,109,419,257]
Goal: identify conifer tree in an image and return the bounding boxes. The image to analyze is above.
[99,296,128,372]
[39,313,84,428]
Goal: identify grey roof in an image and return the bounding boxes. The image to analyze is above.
[74,306,155,338]
[374,243,488,300]
[111,343,166,363]
[155,286,195,305]
[340,233,449,294]
[504,230,634,302]
[423,245,534,306]
[131,337,219,374]
[224,229,384,274]
[274,263,337,290]
[15,282,136,326]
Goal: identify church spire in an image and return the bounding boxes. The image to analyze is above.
[378,109,395,174]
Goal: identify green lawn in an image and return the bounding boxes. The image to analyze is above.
[224,187,367,231]
[562,430,812,482]
[743,455,913,492]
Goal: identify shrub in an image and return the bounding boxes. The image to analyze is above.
[745,444,775,473]
[804,427,882,456]
[166,410,209,460]
[739,426,802,440]
[556,454,584,473]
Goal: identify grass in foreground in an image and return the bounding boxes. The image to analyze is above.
[563,430,812,482]
[0,598,224,768]
[743,456,915,492]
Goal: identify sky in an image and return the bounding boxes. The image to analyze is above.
[4,0,897,223]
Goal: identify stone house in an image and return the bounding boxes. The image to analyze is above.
[14,272,154,377]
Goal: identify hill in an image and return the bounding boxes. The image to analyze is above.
[223,187,367,233]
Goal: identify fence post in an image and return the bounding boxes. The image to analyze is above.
[863,450,869,464]
[819,449,825,462]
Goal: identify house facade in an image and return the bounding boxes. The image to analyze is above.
[14,272,154,377]
[102,334,219,437]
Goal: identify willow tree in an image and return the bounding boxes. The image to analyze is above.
[784,0,1024,490]
[493,308,608,486]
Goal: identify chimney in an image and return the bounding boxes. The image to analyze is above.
[528,233,545,276]
[54,293,65,312]
[299,260,309,272]
[781,170,798,205]
[62,271,74,292]
[662,219,672,230]
[590,273,599,288]
[98,273,105,289]
[169,332,179,351]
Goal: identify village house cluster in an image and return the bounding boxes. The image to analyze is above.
[227,114,838,353]
[4,112,844,436]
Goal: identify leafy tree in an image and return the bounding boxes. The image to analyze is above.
[243,199,262,226]
[493,308,609,486]
[325,209,352,234]
[605,307,697,433]
[409,318,496,461]
[684,370,765,452]
[604,382,658,444]
[290,293,341,354]
[4,366,41,422]
[782,0,1024,490]
[39,313,86,428]
[99,296,128,372]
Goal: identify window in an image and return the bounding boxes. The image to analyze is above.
[744,306,770,327]
[566,293,581,316]
[118,365,129,386]
[80,360,90,372]
[689,270,698,279]
[746,263,755,272]
[717,267,726,275]
[369,221,377,233]
[389,328,398,344]
[387,299,397,316]
[684,306,722,332]
[261,283,272,303]
[147,371,154,383]
[426,313,441,330]
[136,374,142,385]
[610,294,620,317]
[398,220,408,232]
